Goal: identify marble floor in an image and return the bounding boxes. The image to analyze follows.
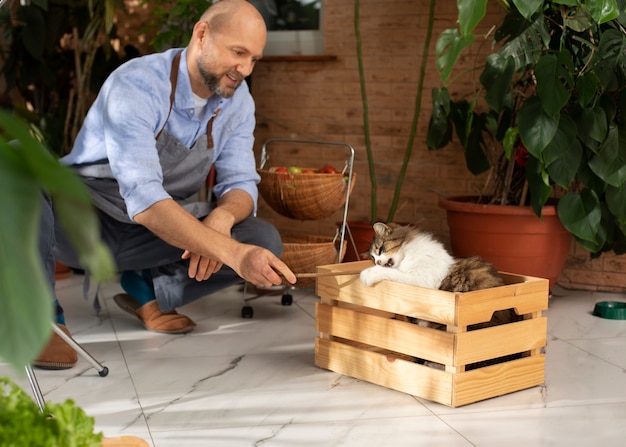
[2,273,626,446]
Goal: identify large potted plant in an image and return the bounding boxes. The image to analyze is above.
[346,0,437,260]
[426,0,626,286]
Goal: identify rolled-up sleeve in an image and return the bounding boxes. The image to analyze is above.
[211,85,260,213]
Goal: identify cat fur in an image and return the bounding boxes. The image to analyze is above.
[359,222,455,289]
[360,222,504,292]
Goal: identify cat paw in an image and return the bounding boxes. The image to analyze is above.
[359,268,379,286]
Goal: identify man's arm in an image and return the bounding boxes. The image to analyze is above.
[133,198,295,287]
[184,189,254,279]
[202,189,254,235]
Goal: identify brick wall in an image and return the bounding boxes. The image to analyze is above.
[249,0,626,292]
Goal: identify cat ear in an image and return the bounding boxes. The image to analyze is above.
[373,222,389,235]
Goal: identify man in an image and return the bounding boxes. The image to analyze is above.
[35,0,296,369]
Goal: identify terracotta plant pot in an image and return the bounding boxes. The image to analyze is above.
[439,196,572,289]
[102,436,150,446]
[341,220,375,262]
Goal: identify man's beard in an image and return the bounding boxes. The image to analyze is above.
[197,61,240,99]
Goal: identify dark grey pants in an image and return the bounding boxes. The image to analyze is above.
[44,197,283,312]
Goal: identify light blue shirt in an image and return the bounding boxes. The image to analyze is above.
[63,47,260,220]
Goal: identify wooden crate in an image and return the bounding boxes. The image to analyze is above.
[314,261,549,408]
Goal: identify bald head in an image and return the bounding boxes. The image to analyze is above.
[200,0,267,36]
[187,0,267,98]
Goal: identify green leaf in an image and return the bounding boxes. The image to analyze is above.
[606,184,626,222]
[557,189,602,245]
[547,139,583,188]
[563,4,594,31]
[427,87,453,149]
[593,28,626,90]
[535,52,574,116]
[503,126,519,159]
[46,399,103,446]
[0,160,53,370]
[436,29,475,84]
[464,113,491,175]
[526,156,552,215]
[576,106,608,153]
[518,96,560,158]
[498,11,551,70]
[0,377,103,446]
[105,0,116,34]
[480,53,516,113]
[544,115,582,187]
[53,194,117,283]
[512,0,544,21]
[543,114,577,166]
[0,111,116,370]
[588,126,626,187]
[451,100,475,148]
[457,0,487,36]
[576,72,599,107]
[587,0,620,24]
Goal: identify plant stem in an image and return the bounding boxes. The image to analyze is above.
[354,0,377,223]
[386,0,436,222]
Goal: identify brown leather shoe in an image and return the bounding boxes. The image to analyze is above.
[33,324,78,370]
[113,294,196,334]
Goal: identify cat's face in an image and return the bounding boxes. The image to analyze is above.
[368,222,410,268]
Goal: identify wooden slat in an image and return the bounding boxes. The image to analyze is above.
[316,302,454,364]
[314,263,549,407]
[316,262,549,327]
[315,338,453,407]
[454,318,547,365]
[455,279,549,327]
[316,262,458,326]
[453,355,545,407]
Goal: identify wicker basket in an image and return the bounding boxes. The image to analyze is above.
[258,169,356,220]
[281,233,347,287]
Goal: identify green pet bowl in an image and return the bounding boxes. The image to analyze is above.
[592,301,626,320]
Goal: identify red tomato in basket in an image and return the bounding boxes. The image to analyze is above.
[319,164,339,174]
[272,167,289,173]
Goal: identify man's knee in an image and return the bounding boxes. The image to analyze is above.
[234,218,283,256]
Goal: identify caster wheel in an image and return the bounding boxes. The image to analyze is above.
[281,294,293,306]
[241,305,254,318]
[99,366,109,377]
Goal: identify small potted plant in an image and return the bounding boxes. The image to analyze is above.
[0,376,148,446]
[426,0,626,285]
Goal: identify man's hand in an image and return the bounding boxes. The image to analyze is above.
[134,198,295,286]
[181,209,233,281]
[181,250,222,281]
[235,245,296,288]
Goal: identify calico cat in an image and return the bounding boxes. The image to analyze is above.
[360,222,518,369]
[360,222,504,292]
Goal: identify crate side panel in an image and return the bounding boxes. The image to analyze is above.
[452,355,546,407]
[317,263,457,325]
[316,302,455,364]
[455,318,547,365]
[455,280,549,327]
[315,337,454,407]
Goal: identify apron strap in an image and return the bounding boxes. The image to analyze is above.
[156,51,182,140]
